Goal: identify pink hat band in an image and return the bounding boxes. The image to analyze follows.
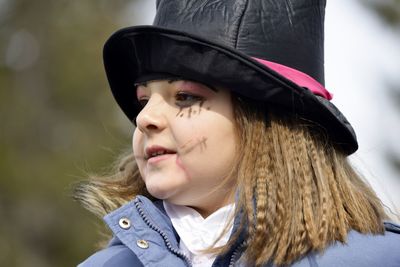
[253,57,333,101]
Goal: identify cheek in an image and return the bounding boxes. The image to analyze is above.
[174,116,237,178]
[132,128,141,153]
[132,129,146,175]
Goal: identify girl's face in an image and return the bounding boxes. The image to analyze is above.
[132,80,237,216]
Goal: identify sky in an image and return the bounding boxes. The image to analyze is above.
[123,0,400,219]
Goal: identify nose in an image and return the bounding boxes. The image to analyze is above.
[135,94,167,133]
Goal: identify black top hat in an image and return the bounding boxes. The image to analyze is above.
[103,0,358,154]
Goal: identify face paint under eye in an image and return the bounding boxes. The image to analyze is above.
[175,92,204,108]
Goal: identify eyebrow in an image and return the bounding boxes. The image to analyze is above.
[134,81,148,87]
[134,79,218,92]
[168,77,218,92]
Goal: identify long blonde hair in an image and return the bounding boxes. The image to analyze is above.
[74,95,386,266]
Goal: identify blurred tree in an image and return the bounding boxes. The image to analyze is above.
[363,0,400,26]
[0,0,141,266]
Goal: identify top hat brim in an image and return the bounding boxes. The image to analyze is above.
[103,25,358,155]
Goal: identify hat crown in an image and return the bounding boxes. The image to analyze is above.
[154,0,326,85]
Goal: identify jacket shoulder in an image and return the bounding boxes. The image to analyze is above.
[77,244,143,267]
[301,226,400,267]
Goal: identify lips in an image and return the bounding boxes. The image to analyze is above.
[145,145,176,160]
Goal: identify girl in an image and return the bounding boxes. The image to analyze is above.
[76,0,400,266]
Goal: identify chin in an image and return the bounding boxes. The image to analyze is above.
[146,185,177,201]
[148,189,193,207]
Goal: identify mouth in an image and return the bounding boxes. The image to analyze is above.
[145,146,176,160]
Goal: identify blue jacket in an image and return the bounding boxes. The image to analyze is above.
[78,195,400,267]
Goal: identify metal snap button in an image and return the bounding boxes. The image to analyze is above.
[136,239,149,249]
[118,217,131,229]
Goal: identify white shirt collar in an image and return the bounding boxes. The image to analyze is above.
[163,201,235,266]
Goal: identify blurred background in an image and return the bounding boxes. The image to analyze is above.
[0,0,399,266]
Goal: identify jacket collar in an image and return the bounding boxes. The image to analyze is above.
[104,195,188,266]
[103,195,247,266]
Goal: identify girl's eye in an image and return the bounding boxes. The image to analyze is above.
[175,92,203,107]
[138,98,148,108]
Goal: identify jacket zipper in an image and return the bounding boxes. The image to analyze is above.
[134,198,192,266]
[228,242,245,267]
